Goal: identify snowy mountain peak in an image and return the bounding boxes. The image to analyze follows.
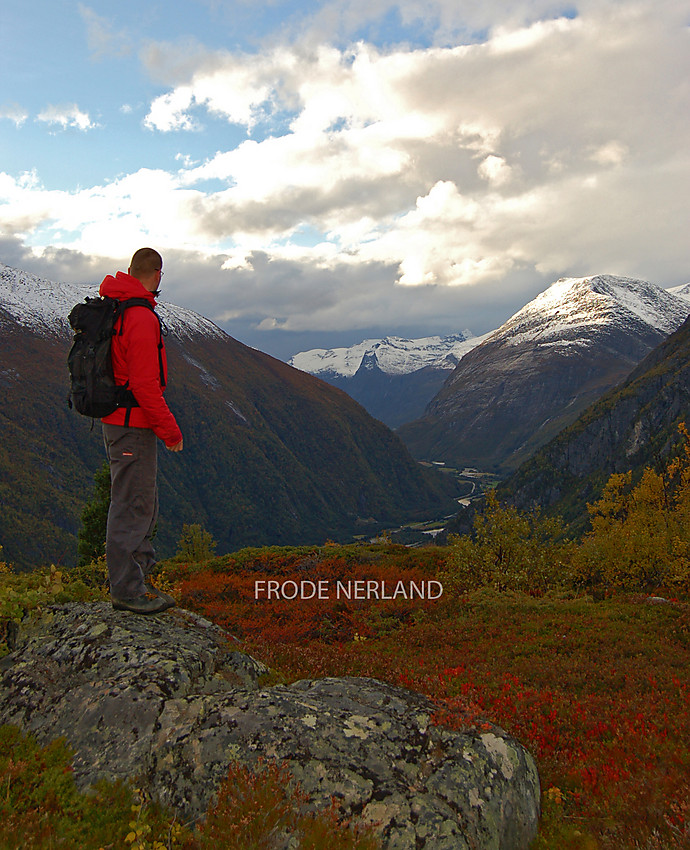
[289,331,488,378]
[490,274,689,348]
[0,262,227,341]
[666,282,690,303]
[291,275,689,382]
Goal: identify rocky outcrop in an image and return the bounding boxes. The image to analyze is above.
[0,603,540,849]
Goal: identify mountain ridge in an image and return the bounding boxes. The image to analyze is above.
[497,311,690,534]
[0,263,226,341]
[397,274,689,473]
[288,332,491,429]
[289,331,485,378]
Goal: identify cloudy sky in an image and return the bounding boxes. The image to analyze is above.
[1,0,689,358]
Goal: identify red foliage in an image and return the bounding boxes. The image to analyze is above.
[167,547,690,849]
[175,550,441,644]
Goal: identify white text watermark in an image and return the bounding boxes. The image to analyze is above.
[254,579,443,601]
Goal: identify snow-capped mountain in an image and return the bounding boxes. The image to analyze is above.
[489,274,688,348]
[288,331,492,429]
[289,331,486,378]
[398,274,690,473]
[0,263,225,341]
[499,304,690,537]
[666,282,690,303]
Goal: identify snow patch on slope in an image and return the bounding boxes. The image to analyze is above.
[0,263,226,341]
[667,283,690,303]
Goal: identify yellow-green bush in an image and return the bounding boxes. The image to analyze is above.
[441,492,573,596]
[573,425,690,593]
[442,424,690,598]
[175,524,217,564]
[0,558,107,656]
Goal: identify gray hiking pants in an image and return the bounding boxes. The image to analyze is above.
[102,423,159,599]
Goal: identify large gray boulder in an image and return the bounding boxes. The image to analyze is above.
[0,603,540,849]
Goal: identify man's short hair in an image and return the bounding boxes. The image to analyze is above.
[129,247,162,279]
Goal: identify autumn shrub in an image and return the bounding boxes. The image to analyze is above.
[0,724,190,849]
[441,491,573,595]
[2,539,689,850]
[244,586,690,850]
[171,551,442,644]
[194,759,380,850]
[0,562,105,656]
[175,523,218,563]
[0,724,381,850]
[166,540,447,578]
[67,553,110,590]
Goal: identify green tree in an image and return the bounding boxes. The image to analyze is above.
[574,423,690,591]
[77,461,110,567]
[176,523,217,563]
[442,491,571,595]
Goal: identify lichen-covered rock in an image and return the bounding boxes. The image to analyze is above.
[0,603,540,849]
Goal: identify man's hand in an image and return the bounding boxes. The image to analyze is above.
[167,439,184,452]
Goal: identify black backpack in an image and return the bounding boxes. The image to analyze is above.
[67,296,163,420]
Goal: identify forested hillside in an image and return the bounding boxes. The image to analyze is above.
[0,269,456,568]
[499,314,690,533]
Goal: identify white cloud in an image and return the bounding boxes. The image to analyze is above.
[36,104,97,132]
[79,5,131,59]
[142,46,280,131]
[144,86,200,132]
[590,141,628,168]
[0,104,28,128]
[0,167,205,259]
[2,0,689,343]
[478,155,513,187]
[145,2,687,296]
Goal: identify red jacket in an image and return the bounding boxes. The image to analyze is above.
[99,271,183,448]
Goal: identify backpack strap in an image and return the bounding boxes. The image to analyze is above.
[114,298,167,423]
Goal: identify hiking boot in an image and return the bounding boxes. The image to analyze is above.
[144,582,176,606]
[111,593,176,615]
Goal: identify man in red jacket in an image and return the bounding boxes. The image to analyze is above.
[100,247,183,614]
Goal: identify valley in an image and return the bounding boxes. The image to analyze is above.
[293,277,689,464]
[380,464,501,546]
